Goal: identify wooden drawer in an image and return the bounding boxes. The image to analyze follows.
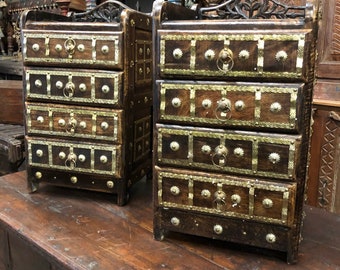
[157,80,305,132]
[24,67,123,107]
[156,124,301,180]
[22,29,123,69]
[156,208,292,252]
[155,167,296,226]
[26,103,123,143]
[158,29,312,82]
[27,137,122,178]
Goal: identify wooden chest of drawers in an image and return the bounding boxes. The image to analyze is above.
[21,1,152,205]
[153,0,318,263]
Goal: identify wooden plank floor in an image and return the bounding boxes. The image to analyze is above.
[0,171,339,270]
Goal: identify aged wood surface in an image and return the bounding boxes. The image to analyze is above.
[0,80,23,125]
[0,171,339,270]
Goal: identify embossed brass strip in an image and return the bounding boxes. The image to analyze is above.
[296,37,305,74]
[45,36,50,56]
[188,176,194,206]
[91,146,95,172]
[48,143,53,166]
[255,87,261,125]
[252,138,259,174]
[288,141,296,178]
[160,83,166,117]
[190,39,196,71]
[190,86,195,119]
[282,190,290,224]
[26,72,31,96]
[92,37,97,62]
[48,108,53,133]
[157,171,295,225]
[47,73,51,96]
[257,38,264,73]
[92,113,97,136]
[26,106,32,130]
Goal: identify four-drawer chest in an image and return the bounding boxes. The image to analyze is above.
[21,1,153,205]
[152,0,318,263]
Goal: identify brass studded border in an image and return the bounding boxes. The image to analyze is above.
[157,126,299,180]
[159,32,307,79]
[26,104,120,142]
[159,82,299,130]
[22,32,122,67]
[25,69,121,106]
[27,139,120,176]
[157,170,295,225]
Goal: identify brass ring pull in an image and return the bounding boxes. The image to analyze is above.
[63,82,75,98]
[64,38,76,55]
[216,48,234,72]
[214,190,226,209]
[212,145,228,167]
[65,152,77,169]
[66,117,77,134]
[215,98,232,121]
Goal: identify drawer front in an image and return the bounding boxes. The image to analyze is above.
[158,30,311,81]
[157,81,303,132]
[22,30,123,69]
[157,208,291,252]
[26,103,123,143]
[27,137,122,177]
[156,125,300,180]
[156,168,296,226]
[25,68,123,107]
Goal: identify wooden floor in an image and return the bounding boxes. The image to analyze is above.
[0,171,339,270]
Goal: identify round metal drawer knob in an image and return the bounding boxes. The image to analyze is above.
[35,171,42,179]
[266,233,276,243]
[107,181,114,189]
[231,194,241,204]
[56,81,64,89]
[36,149,44,157]
[239,49,250,60]
[171,97,181,108]
[70,176,78,184]
[275,50,288,62]
[79,83,87,92]
[101,45,109,54]
[102,85,110,94]
[77,44,85,52]
[201,189,211,198]
[32,43,40,52]
[173,48,183,59]
[58,119,66,127]
[35,79,42,88]
[100,155,108,164]
[170,186,180,196]
[202,99,212,109]
[262,198,274,208]
[101,122,109,130]
[201,145,211,154]
[268,152,280,164]
[213,224,223,235]
[235,100,245,111]
[37,116,44,123]
[59,152,66,160]
[78,154,86,163]
[233,147,244,157]
[170,141,180,152]
[55,44,62,52]
[270,102,282,113]
[171,217,180,226]
[205,49,215,61]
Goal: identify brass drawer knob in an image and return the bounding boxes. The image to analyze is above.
[235,100,245,111]
[204,49,215,61]
[35,171,42,179]
[201,145,212,154]
[213,224,223,235]
[231,194,241,204]
[102,85,110,94]
[32,43,40,52]
[58,119,66,127]
[56,81,64,89]
[55,44,62,52]
[78,154,86,163]
[266,233,276,243]
[101,45,109,54]
[238,49,250,61]
[36,149,44,157]
[70,176,78,184]
[170,141,180,152]
[77,44,85,52]
[79,83,87,92]
[171,217,180,226]
[35,79,42,88]
[262,198,273,208]
[101,122,109,130]
[233,147,244,157]
[170,186,180,196]
[270,102,282,113]
[171,97,182,108]
[201,189,211,198]
[217,48,234,72]
[275,50,288,62]
[202,99,212,109]
[107,181,114,189]
[172,48,183,60]
[36,116,44,123]
[59,152,66,160]
[100,155,108,164]
[79,121,87,129]
[268,152,280,164]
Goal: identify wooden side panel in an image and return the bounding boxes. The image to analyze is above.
[0,80,23,125]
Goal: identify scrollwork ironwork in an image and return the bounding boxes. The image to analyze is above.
[72,0,129,23]
[197,0,306,20]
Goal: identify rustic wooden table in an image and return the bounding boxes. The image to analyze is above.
[0,171,339,270]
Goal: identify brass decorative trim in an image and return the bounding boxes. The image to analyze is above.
[159,82,299,130]
[158,170,295,225]
[159,33,307,79]
[157,126,299,180]
[27,139,119,176]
